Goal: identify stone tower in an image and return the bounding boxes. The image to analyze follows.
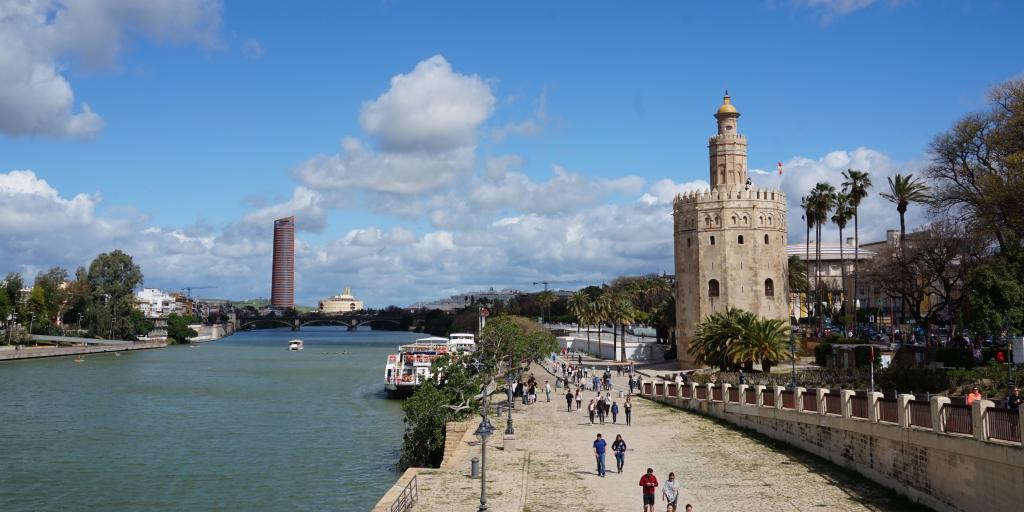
[673,93,789,368]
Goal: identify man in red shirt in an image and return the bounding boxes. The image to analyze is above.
[639,467,659,512]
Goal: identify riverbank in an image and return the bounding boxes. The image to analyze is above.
[0,340,167,361]
[391,361,923,511]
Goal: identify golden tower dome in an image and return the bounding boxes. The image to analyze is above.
[716,90,738,115]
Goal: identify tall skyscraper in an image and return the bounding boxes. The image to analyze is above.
[271,216,295,309]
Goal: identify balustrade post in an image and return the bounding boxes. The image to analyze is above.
[721,383,731,404]
[972,399,994,441]
[737,384,748,405]
[867,392,883,422]
[773,386,785,410]
[816,388,828,415]
[930,396,950,434]
[705,383,714,402]
[754,385,766,407]
[897,393,914,428]
[689,382,698,401]
[793,387,806,412]
[840,390,855,419]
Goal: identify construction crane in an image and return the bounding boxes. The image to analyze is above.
[181,285,217,300]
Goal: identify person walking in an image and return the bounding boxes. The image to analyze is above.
[544,380,552,402]
[597,397,606,425]
[575,388,582,411]
[593,433,607,477]
[1008,387,1023,411]
[639,468,659,512]
[966,387,983,406]
[611,434,627,474]
[565,389,575,412]
[611,401,619,424]
[592,374,600,392]
[624,397,633,426]
[662,472,681,511]
[588,399,596,424]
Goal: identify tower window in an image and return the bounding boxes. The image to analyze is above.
[764,279,775,297]
[710,236,716,246]
[737,235,744,244]
[764,234,769,244]
[687,238,691,247]
[709,279,720,298]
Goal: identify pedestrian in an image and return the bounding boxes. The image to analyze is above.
[545,380,552,402]
[593,433,607,477]
[565,389,575,412]
[662,472,681,511]
[588,399,596,424]
[684,505,693,512]
[966,387,983,406]
[639,467,659,512]
[624,396,632,426]
[597,398,606,425]
[738,369,746,385]
[1008,388,1023,411]
[575,388,582,411]
[611,401,619,424]
[577,354,582,366]
[612,434,627,473]
[592,375,600,392]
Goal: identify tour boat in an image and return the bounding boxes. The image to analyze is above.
[288,339,304,351]
[448,333,476,353]
[384,334,476,398]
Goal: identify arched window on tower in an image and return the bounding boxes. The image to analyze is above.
[764,234,769,244]
[764,278,775,297]
[767,216,773,226]
[704,216,711,228]
[710,236,716,245]
[687,238,691,247]
[737,235,744,244]
[708,279,720,298]
[731,215,737,226]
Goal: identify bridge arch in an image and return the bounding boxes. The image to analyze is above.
[238,319,295,330]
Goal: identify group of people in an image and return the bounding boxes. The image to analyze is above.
[510,374,552,405]
[592,433,692,512]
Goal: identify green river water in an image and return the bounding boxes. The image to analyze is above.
[0,327,420,511]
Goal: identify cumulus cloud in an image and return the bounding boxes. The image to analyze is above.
[241,186,327,233]
[0,0,223,139]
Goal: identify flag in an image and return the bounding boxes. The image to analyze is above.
[777,162,783,175]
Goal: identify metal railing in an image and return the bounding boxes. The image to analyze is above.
[780,390,795,410]
[728,388,739,403]
[667,384,678,398]
[681,385,692,398]
[878,398,898,424]
[655,383,665,396]
[390,474,418,512]
[942,404,973,436]
[850,396,868,419]
[987,408,1021,443]
[696,387,708,400]
[712,386,723,401]
[909,400,932,429]
[802,393,817,412]
[824,394,841,415]
[762,392,775,408]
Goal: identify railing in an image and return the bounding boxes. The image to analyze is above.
[824,393,841,415]
[987,408,1022,443]
[728,388,739,403]
[909,400,932,429]
[712,386,723,401]
[850,396,868,419]
[667,384,678,398]
[780,390,795,410]
[681,385,692,398]
[390,474,418,512]
[744,388,756,405]
[802,393,817,412]
[878,398,898,424]
[942,404,973,435]
[643,382,653,395]
[762,391,776,408]
[696,387,708,400]
[655,383,665,396]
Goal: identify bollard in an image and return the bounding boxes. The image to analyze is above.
[618,390,624,398]
[471,456,480,478]
[497,404,504,416]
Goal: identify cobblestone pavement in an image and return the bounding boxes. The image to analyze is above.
[415,364,926,512]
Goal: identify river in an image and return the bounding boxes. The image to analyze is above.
[0,327,421,511]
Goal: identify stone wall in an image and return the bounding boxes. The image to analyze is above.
[640,382,1024,511]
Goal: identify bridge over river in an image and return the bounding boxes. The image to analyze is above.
[235,313,403,331]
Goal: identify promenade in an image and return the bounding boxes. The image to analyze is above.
[412,362,922,511]
[0,340,167,361]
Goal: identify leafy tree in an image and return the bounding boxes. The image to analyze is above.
[3,272,24,317]
[166,313,198,344]
[0,291,11,331]
[87,250,143,339]
[880,173,930,249]
[34,267,69,327]
[963,248,1024,336]
[476,315,557,374]
[842,169,872,331]
[26,285,47,334]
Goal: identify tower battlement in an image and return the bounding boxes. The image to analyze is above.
[673,187,787,206]
[707,133,747,144]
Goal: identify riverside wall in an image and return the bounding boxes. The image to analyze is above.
[0,340,167,361]
[640,381,1024,512]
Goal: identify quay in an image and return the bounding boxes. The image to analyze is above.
[380,360,925,511]
[0,337,168,361]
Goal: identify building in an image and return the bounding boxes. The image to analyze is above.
[271,216,295,309]
[673,93,790,368]
[787,239,877,319]
[319,288,364,313]
[136,288,186,318]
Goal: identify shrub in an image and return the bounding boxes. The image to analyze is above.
[814,342,833,366]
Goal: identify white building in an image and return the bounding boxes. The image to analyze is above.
[136,288,184,318]
[319,288,364,313]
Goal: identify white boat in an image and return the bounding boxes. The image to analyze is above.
[288,339,304,351]
[448,333,476,353]
[383,336,453,398]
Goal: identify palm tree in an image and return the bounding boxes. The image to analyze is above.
[591,293,612,358]
[568,290,588,334]
[808,183,836,335]
[831,192,854,332]
[787,255,809,297]
[731,317,791,373]
[800,196,814,324]
[609,292,638,362]
[841,169,872,335]
[536,291,556,325]
[879,173,930,249]
[691,308,752,371]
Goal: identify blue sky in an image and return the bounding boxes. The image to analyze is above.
[1,0,1022,306]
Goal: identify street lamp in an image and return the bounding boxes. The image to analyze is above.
[473,410,495,512]
[504,370,515,435]
[29,313,35,341]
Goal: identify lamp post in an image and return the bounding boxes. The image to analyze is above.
[504,370,515,435]
[29,313,35,342]
[473,404,495,512]
[5,312,14,345]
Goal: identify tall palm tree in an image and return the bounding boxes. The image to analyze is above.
[831,192,854,332]
[568,290,588,334]
[592,293,612,358]
[879,173,930,249]
[609,292,638,362]
[787,255,809,297]
[808,183,836,335]
[800,196,814,323]
[841,169,872,335]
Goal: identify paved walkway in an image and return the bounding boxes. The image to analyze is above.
[414,363,924,512]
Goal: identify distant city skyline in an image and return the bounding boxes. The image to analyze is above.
[1,1,1022,307]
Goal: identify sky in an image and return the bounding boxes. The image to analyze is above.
[1,0,1022,307]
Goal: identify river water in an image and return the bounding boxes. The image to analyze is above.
[0,327,420,511]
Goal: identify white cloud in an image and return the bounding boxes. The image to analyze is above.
[241,186,327,233]
[0,0,223,139]
[787,0,882,23]
[492,89,547,141]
